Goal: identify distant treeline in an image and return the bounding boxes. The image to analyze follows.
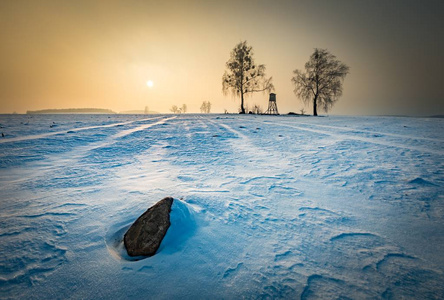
[27,108,116,114]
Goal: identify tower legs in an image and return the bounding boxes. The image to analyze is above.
[265,100,279,115]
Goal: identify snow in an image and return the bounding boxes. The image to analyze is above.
[0,114,443,298]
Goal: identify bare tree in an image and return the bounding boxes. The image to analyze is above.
[181,104,187,113]
[144,106,149,114]
[170,105,179,114]
[252,104,263,114]
[291,48,349,116]
[240,103,250,114]
[222,41,274,114]
[200,101,211,113]
[206,101,211,113]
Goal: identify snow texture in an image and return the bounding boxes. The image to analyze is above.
[0,114,443,299]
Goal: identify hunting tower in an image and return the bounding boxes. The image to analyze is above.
[264,93,279,115]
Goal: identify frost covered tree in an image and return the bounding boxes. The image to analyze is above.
[222,41,274,114]
[291,48,349,116]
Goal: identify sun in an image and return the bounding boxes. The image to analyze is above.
[146,80,154,88]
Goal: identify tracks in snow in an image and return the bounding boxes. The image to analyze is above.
[0,116,164,144]
[0,116,178,294]
[1,116,176,186]
[289,120,443,143]
[257,119,443,155]
[190,116,443,298]
[1,115,443,299]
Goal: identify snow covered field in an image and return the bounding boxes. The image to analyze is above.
[0,114,443,299]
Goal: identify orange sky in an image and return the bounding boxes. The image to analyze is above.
[1,0,443,115]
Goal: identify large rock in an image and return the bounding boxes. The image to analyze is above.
[124,197,174,257]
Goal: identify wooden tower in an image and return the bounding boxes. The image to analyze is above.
[264,93,279,115]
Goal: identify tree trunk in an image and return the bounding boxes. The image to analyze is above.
[313,95,318,116]
[240,92,245,114]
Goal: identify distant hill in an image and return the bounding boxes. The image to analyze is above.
[119,110,160,114]
[27,108,116,114]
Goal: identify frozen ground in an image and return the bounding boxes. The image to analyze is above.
[0,114,443,299]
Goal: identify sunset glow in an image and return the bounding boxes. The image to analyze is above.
[0,0,442,115]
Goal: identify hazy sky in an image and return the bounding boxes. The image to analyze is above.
[1,0,443,115]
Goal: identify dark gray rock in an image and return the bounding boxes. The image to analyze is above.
[124,197,174,257]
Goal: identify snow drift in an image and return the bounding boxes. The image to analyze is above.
[0,114,443,298]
